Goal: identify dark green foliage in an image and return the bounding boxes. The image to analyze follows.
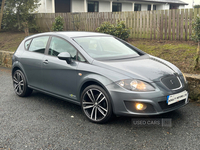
[194,5,200,8]
[2,13,40,32]
[52,16,64,31]
[191,15,200,42]
[1,0,40,32]
[96,21,130,40]
[191,15,200,70]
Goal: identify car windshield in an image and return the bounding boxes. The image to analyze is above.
[73,36,140,59]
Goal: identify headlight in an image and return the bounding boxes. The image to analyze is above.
[117,79,155,92]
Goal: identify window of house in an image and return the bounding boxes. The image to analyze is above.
[134,4,141,11]
[153,5,156,10]
[29,36,49,54]
[88,1,99,12]
[170,4,178,9]
[48,37,77,60]
[112,3,122,12]
[148,5,151,11]
[148,5,156,11]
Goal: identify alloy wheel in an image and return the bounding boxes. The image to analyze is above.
[82,88,109,122]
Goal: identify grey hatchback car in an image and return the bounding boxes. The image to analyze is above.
[12,32,188,123]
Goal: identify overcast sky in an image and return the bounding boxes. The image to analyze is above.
[181,0,200,8]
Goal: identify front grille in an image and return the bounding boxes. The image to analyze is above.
[161,75,181,90]
[158,99,186,111]
[124,101,156,113]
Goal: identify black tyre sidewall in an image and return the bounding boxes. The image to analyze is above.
[13,70,32,97]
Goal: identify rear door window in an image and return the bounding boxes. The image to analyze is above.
[29,36,49,54]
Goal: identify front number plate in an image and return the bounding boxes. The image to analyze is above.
[167,90,188,105]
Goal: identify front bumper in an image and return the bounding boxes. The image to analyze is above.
[106,81,188,116]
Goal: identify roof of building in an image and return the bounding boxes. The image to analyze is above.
[126,0,188,5]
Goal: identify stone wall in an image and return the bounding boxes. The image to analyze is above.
[0,50,199,102]
[185,74,200,102]
[0,51,14,68]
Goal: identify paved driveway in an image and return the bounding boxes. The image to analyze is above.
[0,67,200,150]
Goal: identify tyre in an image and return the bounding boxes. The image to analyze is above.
[12,69,32,97]
[81,85,113,123]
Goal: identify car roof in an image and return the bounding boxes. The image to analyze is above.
[26,31,111,39]
[58,31,111,38]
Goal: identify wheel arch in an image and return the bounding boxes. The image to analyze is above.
[78,78,114,108]
[12,61,28,82]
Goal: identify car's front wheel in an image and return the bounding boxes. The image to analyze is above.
[12,69,32,97]
[81,85,113,123]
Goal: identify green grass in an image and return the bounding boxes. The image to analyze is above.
[129,39,198,74]
[0,32,34,52]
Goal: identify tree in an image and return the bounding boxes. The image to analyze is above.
[3,0,40,31]
[0,0,6,31]
[192,15,200,70]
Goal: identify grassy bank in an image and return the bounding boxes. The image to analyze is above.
[0,32,33,52]
[0,32,198,74]
[129,39,198,74]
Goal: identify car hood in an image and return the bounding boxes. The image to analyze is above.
[93,55,181,82]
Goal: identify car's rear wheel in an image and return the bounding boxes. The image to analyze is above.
[13,69,32,97]
[81,85,113,123]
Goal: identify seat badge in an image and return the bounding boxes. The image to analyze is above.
[170,80,174,85]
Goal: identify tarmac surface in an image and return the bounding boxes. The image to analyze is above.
[0,67,200,150]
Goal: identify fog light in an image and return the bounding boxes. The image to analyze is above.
[136,103,147,111]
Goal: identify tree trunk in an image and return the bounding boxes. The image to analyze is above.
[0,0,6,31]
[194,42,200,70]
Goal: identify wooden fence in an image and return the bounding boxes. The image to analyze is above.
[35,8,200,41]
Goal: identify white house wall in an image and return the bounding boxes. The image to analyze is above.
[37,0,53,13]
[156,4,170,10]
[99,1,110,12]
[37,0,46,13]
[141,4,148,11]
[46,0,53,13]
[37,0,187,13]
[122,3,132,12]
[71,0,85,13]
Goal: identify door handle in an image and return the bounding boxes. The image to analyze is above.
[43,60,48,64]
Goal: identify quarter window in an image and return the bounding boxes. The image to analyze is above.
[48,37,77,60]
[25,39,32,50]
[29,36,49,54]
[77,53,86,62]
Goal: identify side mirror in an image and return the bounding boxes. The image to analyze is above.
[58,52,71,64]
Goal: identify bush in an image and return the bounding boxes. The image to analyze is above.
[52,16,64,31]
[96,21,130,40]
[191,15,200,70]
[1,12,40,32]
[194,5,200,8]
